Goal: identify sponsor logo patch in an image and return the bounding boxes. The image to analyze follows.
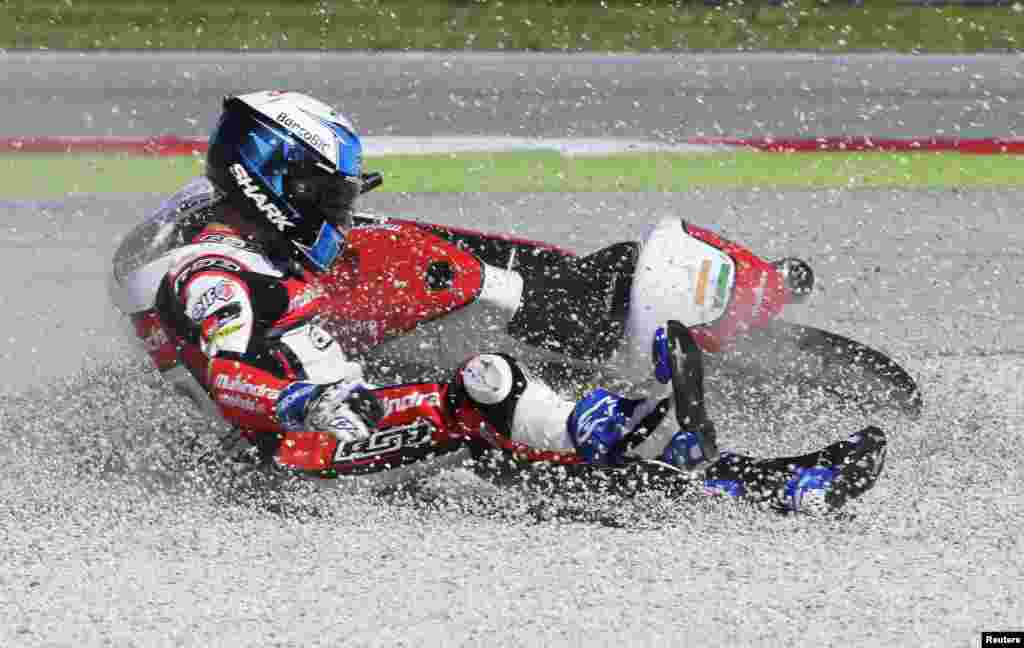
[333,419,436,463]
[275,111,331,157]
[214,374,281,401]
[196,233,262,253]
[230,163,294,231]
[380,391,442,418]
[177,194,213,214]
[174,256,242,293]
[351,223,401,233]
[189,280,237,321]
[334,319,380,341]
[573,394,618,445]
[217,392,266,414]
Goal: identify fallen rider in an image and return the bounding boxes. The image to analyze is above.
[143,91,885,515]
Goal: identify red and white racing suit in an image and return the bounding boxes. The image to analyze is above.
[154,222,591,480]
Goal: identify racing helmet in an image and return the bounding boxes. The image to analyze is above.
[205,91,363,271]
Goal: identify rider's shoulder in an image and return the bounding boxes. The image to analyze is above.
[167,230,281,290]
[186,223,262,254]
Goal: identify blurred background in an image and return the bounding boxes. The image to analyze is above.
[5,0,1024,51]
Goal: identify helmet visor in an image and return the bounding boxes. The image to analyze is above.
[282,160,361,230]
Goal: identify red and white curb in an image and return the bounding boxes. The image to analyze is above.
[690,136,1024,154]
[1,135,1023,156]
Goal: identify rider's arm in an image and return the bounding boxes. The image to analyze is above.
[171,262,370,438]
[173,266,286,431]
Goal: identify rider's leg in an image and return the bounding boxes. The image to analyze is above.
[506,243,638,361]
[455,353,576,452]
[655,320,887,514]
[454,353,673,463]
[455,350,887,515]
[699,427,887,514]
[655,394,886,514]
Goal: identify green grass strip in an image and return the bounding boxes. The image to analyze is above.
[3,0,1023,52]
[2,152,1023,198]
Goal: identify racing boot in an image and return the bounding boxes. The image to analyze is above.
[651,321,720,470]
[702,425,887,515]
[567,388,674,466]
[659,423,719,472]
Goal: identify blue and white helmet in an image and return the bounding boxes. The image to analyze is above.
[206,91,363,271]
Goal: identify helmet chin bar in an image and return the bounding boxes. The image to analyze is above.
[295,220,347,272]
[284,164,360,231]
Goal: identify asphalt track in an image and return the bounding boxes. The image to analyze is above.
[3,51,1024,140]
[2,53,1024,646]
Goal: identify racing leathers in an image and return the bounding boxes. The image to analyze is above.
[153,219,677,480]
[148,217,886,514]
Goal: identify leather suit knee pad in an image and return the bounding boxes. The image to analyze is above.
[460,354,519,405]
[457,353,575,451]
[456,353,528,438]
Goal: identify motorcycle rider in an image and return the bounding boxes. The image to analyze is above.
[152,90,884,515]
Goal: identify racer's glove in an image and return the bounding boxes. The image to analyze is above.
[275,379,384,443]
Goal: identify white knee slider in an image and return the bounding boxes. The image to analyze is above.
[460,354,515,405]
[461,354,575,451]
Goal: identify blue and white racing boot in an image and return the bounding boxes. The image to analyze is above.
[660,425,719,471]
[567,388,673,466]
[790,426,888,514]
[651,322,887,514]
[567,388,635,465]
[703,426,888,515]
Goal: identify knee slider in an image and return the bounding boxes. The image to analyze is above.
[458,354,576,452]
[460,354,519,406]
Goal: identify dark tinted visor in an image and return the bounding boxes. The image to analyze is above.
[283,160,361,229]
